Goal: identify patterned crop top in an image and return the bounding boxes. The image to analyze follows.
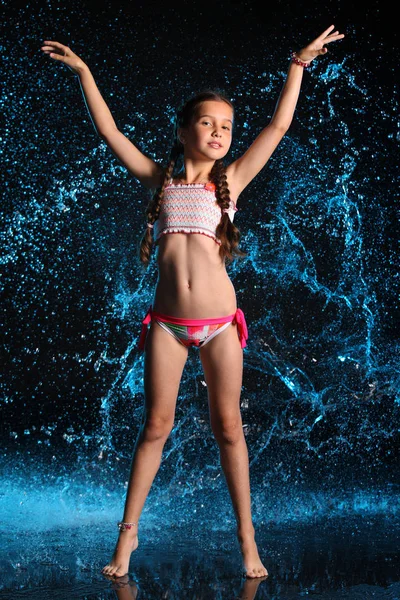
[153,181,238,246]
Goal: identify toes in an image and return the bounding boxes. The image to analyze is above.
[257,568,267,578]
[102,565,118,578]
[242,566,269,579]
[245,567,268,579]
[247,570,257,578]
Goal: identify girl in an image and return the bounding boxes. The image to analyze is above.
[41,24,344,580]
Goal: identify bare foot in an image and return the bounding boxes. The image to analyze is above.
[238,529,269,579]
[102,529,139,578]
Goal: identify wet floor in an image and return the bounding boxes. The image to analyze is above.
[1,514,399,599]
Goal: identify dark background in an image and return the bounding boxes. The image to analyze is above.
[1,0,398,517]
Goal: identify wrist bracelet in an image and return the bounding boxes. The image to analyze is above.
[291,51,311,69]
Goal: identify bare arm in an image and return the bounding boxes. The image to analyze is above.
[77,66,163,188]
[41,40,164,189]
[227,25,345,198]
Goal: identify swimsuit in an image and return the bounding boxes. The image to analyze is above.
[138,305,248,350]
[153,181,238,245]
[139,182,248,351]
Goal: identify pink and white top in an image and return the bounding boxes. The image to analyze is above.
[153,181,238,245]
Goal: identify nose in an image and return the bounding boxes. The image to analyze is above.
[212,129,222,138]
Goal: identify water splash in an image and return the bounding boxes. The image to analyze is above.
[1,5,399,593]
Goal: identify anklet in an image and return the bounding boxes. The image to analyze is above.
[118,521,138,531]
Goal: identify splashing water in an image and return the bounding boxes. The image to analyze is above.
[1,2,399,596]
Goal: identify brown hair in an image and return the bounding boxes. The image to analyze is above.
[138,89,247,267]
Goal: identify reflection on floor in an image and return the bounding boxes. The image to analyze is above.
[1,515,399,599]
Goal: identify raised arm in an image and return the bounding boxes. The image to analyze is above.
[226,25,345,199]
[40,40,164,189]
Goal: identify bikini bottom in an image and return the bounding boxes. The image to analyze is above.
[138,305,248,351]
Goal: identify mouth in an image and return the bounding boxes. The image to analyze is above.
[208,142,222,149]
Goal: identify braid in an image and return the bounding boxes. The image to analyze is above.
[139,88,246,267]
[138,143,181,268]
[212,159,247,263]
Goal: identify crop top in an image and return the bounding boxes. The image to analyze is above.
[153,181,238,246]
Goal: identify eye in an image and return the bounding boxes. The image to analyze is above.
[223,125,231,131]
[201,120,211,125]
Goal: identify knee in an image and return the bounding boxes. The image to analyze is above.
[141,417,173,442]
[212,417,243,445]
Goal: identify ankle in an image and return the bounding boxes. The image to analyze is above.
[237,524,255,539]
[118,521,139,533]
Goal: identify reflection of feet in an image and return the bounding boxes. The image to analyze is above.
[111,574,139,599]
[237,575,269,600]
[102,530,139,578]
[238,530,269,579]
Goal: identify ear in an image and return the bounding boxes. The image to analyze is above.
[177,127,186,145]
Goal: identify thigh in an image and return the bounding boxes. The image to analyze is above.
[143,321,189,425]
[199,322,243,429]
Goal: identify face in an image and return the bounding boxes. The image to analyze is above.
[179,100,234,160]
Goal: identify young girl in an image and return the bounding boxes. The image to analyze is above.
[41,24,344,580]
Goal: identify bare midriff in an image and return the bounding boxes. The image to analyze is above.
[152,232,237,318]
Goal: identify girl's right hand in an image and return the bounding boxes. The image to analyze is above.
[41,40,87,75]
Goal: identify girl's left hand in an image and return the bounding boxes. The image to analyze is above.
[296,24,345,63]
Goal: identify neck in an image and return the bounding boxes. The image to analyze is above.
[179,159,216,184]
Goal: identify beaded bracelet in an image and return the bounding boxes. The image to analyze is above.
[291,51,311,69]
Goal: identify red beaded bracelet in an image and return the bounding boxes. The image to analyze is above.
[291,51,311,69]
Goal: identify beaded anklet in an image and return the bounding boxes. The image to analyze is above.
[118,521,138,531]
